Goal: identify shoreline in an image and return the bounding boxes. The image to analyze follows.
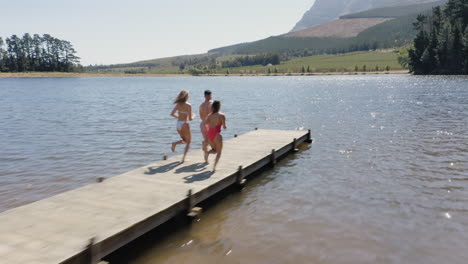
[0,70,409,78]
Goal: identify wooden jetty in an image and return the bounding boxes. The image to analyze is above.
[0,129,312,263]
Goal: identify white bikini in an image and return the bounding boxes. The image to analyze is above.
[176,110,189,131]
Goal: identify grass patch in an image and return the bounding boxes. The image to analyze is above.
[216,50,402,74]
[86,50,403,75]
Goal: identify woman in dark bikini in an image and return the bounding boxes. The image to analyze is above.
[203,100,226,171]
[170,90,195,162]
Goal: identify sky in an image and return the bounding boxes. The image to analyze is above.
[2,0,315,65]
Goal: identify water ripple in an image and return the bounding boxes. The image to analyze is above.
[1,75,468,263]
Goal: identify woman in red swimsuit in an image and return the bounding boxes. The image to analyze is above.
[204,100,226,171]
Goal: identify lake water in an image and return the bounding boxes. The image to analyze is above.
[0,75,467,263]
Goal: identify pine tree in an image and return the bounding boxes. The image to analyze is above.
[0,37,5,71]
[450,24,463,73]
[408,0,468,74]
[427,29,439,70]
[21,33,32,71]
[432,6,442,34]
[437,23,451,71]
[32,34,42,70]
[463,27,468,73]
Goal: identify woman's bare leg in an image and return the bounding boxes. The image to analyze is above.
[204,146,210,163]
[213,134,223,172]
[172,130,186,152]
[181,123,191,162]
[205,140,217,163]
[200,123,208,153]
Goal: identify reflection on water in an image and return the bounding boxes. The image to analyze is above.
[1,75,467,263]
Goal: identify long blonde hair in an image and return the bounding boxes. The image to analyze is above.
[174,90,189,104]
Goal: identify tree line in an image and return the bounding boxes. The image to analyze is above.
[86,63,159,71]
[221,53,280,68]
[408,0,468,74]
[175,55,218,70]
[0,33,81,72]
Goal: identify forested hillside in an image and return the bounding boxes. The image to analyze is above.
[285,18,392,38]
[211,1,446,57]
[209,15,422,55]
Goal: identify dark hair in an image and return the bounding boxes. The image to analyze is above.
[212,100,220,113]
[204,90,212,96]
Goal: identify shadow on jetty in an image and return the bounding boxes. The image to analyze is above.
[145,161,181,175]
[175,162,207,174]
[183,170,214,183]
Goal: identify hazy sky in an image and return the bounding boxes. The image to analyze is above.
[3,0,315,65]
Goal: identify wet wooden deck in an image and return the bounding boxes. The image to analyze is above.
[0,129,311,263]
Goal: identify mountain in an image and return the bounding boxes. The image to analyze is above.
[340,0,447,18]
[210,0,447,55]
[88,0,448,74]
[285,0,447,38]
[291,0,441,32]
[285,18,392,38]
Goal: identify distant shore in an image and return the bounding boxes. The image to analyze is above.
[0,72,181,78]
[0,70,409,78]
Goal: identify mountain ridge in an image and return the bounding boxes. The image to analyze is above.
[285,18,392,38]
[291,0,441,32]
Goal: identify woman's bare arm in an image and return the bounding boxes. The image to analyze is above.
[170,105,178,119]
[188,104,194,121]
[222,114,227,129]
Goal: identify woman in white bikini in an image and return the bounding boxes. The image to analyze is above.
[170,90,195,162]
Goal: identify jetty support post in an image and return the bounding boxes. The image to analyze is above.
[236,165,246,188]
[84,237,101,264]
[270,149,277,167]
[306,129,313,143]
[292,138,299,152]
[186,189,202,219]
[96,177,105,183]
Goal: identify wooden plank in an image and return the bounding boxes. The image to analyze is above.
[0,129,310,263]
